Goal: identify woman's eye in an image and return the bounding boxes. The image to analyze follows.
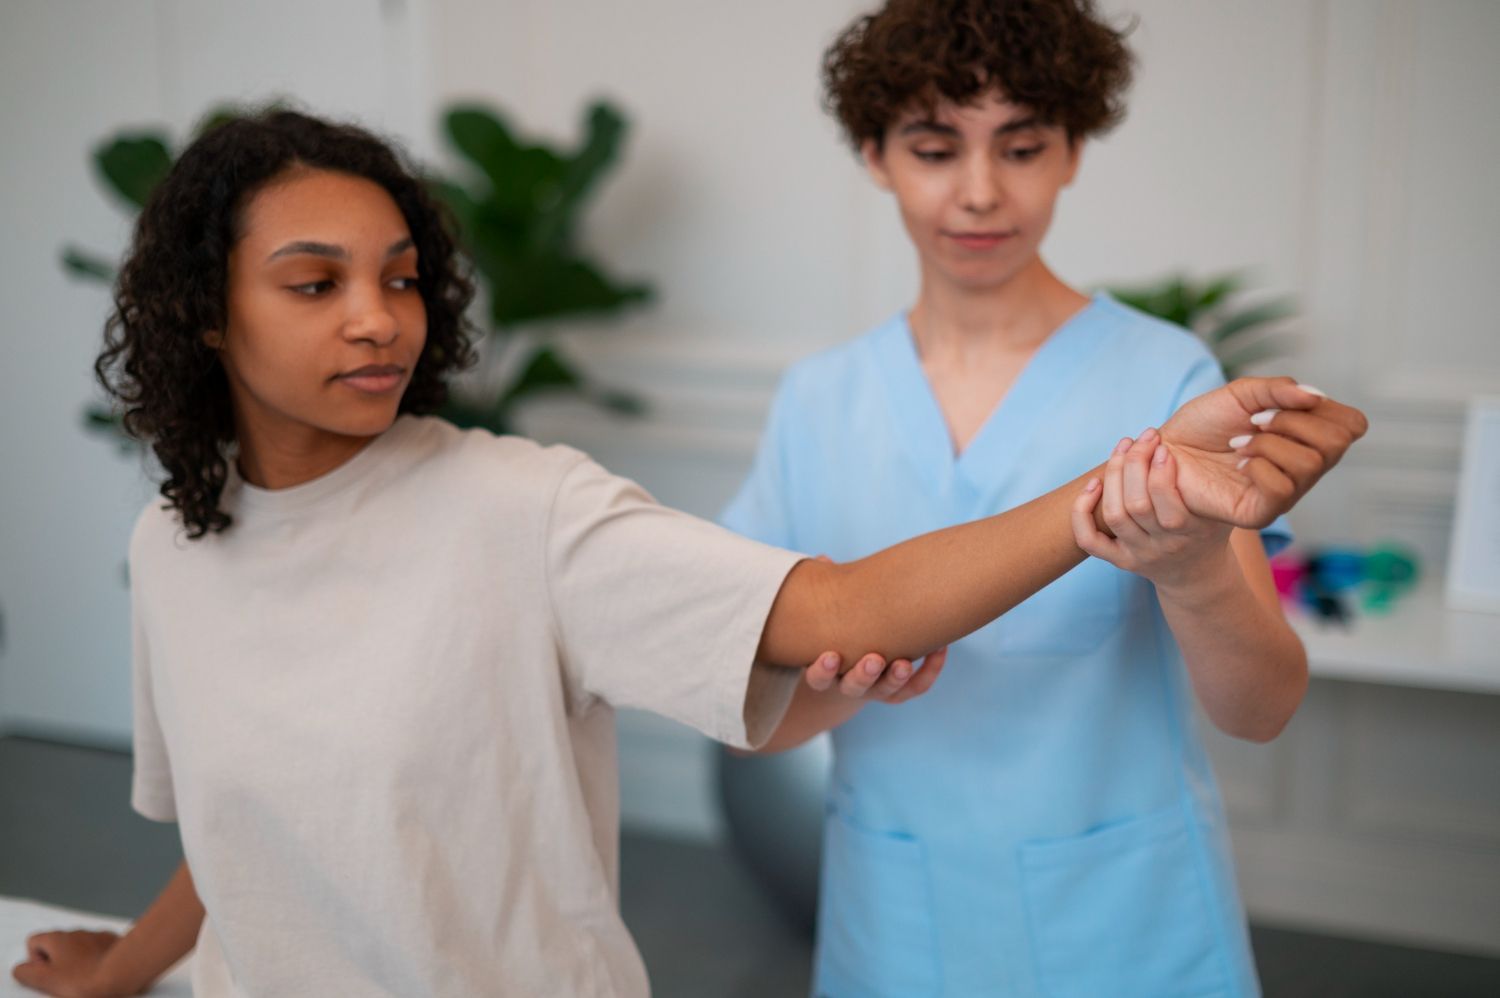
[913,149,954,163]
[1007,144,1045,162]
[288,280,334,297]
[389,276,420,291]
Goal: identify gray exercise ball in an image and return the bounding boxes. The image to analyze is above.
[715,734,832,935]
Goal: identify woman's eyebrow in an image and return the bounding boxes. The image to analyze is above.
[897,115,1041,138]
[899,120,959,138]
[266,240,346,262]
[265,236,414,263]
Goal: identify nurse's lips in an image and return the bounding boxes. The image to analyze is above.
[334,363,406,394]
[944,229,1017,251]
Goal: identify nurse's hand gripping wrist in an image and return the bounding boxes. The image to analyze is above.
[1071,433,1235,593]
[1156,376,1367,528]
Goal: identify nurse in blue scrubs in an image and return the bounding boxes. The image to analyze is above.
[723,2,1309,995]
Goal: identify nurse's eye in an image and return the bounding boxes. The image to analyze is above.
[388,275,420,291]
[912,148,954,163]
[288,280,335,297]
[1006,144,1046,163]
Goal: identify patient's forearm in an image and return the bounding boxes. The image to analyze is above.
[756,464,1098,667]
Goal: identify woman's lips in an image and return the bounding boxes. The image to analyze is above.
[335,364,406,394]
[944,230,1017,251]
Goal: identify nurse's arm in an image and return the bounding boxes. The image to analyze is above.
[1074,429,1311,742]
[753,376,1366,671]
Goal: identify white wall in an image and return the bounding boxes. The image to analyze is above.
[2,0,1496,955]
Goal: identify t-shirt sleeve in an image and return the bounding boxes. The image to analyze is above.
[719,374,799,547]
[545,455,805,749]
[129,582,177,823]
[1167,353,1293,556]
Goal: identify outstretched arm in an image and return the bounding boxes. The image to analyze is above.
[755,377,1365,670]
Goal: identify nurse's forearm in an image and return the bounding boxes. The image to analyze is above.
[1156,530,1308,742]
[756,465,1099,668]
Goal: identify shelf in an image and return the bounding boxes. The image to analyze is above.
[1292,581,1500,695]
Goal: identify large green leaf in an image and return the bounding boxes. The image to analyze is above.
[1194,273,1242,313]
[535,102,627,248]
[94,134,173,210]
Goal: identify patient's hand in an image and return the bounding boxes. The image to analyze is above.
[12,929,122,997]
[1160,376,1366,528]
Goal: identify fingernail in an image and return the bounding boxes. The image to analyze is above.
[1236,457,1250,470]
[820,654,838,671]
[1250,409,1280,427]
[864,658,882,676]
[1297,384,1328,398]
[894,664,910,680]
[1084,477,1100,492]
[1140,426,1158,442]
[1114,437,1133,455]
[1152,445,1168,466]
[1229,434,1254,449]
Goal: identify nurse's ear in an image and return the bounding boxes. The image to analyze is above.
[861,137,894,192]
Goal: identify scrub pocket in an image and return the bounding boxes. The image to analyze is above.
[997,558,1124,656]
[815,809,940,998]
[1019,806,1232,998]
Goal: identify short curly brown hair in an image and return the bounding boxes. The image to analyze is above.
[96,108,476,539]
[823,0,1134,148]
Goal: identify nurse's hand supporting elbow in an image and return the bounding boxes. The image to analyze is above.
[1071,433,1233,591]
[803,646,950,704]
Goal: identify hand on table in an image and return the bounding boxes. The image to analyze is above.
[12,929,124,997]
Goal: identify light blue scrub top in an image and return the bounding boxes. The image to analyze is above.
[722,295,1286,998]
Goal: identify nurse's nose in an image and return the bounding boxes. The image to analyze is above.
[958,152,1002,215]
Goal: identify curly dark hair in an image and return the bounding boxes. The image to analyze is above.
[823,0,1135,148]
[96,108,476,538]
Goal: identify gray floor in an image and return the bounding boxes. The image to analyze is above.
[2,735,1498,997]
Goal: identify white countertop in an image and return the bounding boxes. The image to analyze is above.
[1293,581,1500,695]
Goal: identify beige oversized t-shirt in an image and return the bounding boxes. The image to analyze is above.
[128,416,803,996]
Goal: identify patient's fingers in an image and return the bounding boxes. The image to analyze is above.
[1225,377,1328,417]
[1242,407,1362,466]
[1235,431,1325,490]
